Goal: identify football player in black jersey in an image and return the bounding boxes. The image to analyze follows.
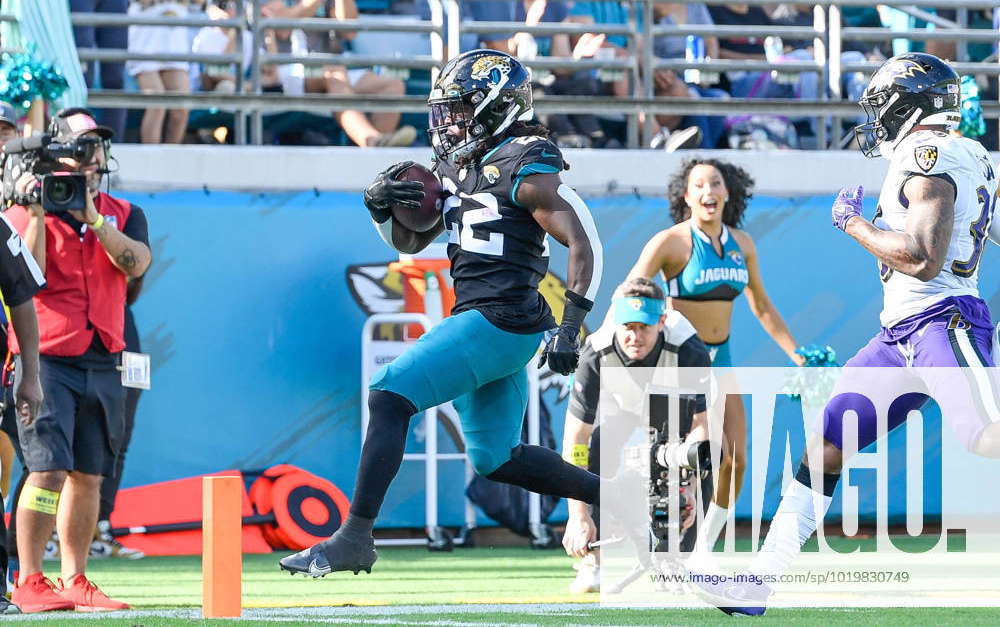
[280,50,606,577]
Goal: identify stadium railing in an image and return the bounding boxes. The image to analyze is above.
[0,0,996,148]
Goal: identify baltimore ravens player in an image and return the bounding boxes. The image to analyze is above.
[280,50,604,577]
[694,52,1000,615]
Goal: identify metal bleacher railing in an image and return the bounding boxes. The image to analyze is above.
[2,0,998,148]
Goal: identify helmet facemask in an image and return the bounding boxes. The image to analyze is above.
[427,50,534,167]
[428,88,532,166]
[854,90,924,158]
[852,53,961,159]
[428,95,485,166]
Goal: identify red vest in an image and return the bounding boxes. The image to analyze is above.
[7,193,132,356]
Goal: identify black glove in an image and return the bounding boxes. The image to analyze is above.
[539,290,593,376]
[362,161,426,223]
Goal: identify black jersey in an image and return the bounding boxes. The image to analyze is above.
[0,212,45,312]
[568,312,711,426]
[436,135,566,334]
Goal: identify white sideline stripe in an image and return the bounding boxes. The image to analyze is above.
[0,604,599,623]
[954,328,1000,424]
[557,184,603,303]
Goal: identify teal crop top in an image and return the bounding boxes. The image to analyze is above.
[666,224,749,302]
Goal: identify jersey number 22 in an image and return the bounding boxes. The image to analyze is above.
[445,193,505,256]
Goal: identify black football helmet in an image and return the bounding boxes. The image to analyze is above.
[854,52,960,158]
[428,49,533,165]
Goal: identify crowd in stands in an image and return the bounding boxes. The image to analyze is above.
[67,1,1000,150]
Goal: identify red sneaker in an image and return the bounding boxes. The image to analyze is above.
[57,575,130,611]
[11,573,75,613]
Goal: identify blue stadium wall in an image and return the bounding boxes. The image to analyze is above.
[114,188,999,526]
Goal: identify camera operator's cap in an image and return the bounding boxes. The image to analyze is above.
[0,101,16,129]
[613,296,665,326]
[51,110,113,142]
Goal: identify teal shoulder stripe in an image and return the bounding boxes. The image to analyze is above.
[515,163,560,177]
[511,163,561,207]
[479,137,515,164]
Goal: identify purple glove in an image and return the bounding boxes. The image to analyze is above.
[832,185,864,232]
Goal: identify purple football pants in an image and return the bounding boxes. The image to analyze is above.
[822,311,999,452]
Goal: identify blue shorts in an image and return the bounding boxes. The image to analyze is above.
[705,338,733,367]
[369,309,544,474]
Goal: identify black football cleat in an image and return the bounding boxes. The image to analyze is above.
[278,533,377,578]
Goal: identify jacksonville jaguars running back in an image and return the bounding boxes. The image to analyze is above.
[692,52,1000,616]
[280,50,606,578]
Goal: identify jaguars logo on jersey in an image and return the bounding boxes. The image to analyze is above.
[483,165,501,185]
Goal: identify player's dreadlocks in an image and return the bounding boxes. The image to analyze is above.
[667,158,754,228]
[459,120,567,170]
[506,120,551,139]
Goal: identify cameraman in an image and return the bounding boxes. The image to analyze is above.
[561,277,711,594]
[4,108,150,613]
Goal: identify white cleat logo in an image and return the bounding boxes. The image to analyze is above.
[308,558,330,577]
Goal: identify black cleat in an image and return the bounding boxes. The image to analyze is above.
[278,533,377,578]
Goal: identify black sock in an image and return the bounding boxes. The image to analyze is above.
[795,461,840,497]
[348,389,416,520]
[486,444,600,504]
[336,513,376,542]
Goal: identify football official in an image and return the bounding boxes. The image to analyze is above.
[0,99,44,614]
[4,108,150,613]
[562,277,711,593]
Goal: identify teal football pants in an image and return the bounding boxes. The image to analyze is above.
[369,309,544,475]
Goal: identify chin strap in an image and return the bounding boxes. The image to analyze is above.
[880,107,924,159]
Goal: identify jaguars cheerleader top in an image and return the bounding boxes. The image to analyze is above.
[666,224,749,302]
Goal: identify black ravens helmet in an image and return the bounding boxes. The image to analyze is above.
[854,52,960,158]
[428,49,533,165]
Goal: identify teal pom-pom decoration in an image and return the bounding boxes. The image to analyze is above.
[0,44,69,111]
[784,344,840,407]
[958,75,986,139]
[794,344,838,367]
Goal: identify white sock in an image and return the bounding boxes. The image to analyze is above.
[751,478,833,580]
[694,501,728,553]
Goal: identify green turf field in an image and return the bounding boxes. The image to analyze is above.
[2,546,996,625]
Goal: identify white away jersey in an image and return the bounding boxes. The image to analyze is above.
[874,130,998,327]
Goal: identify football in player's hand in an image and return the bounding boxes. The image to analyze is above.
[392,164,444,233]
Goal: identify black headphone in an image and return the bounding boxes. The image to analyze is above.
[49,108,117,182]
